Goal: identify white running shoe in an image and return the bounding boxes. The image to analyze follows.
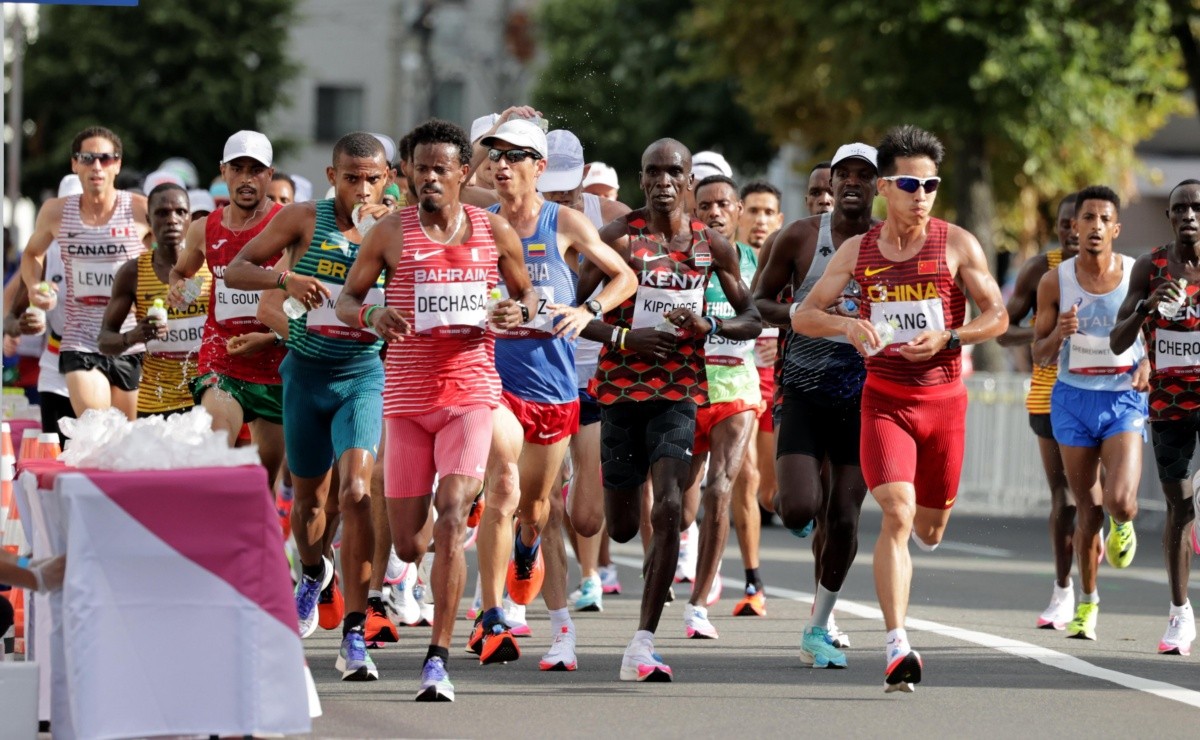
[504,597,531,637]
[391,562,421,626]
[1158,602,1196,656]
[385,546,406,585]
[684,603,719,639]
[826,617,850,649]
[620,637,672,682]
[1037,581,1075,630]
[413,554,434,626]
[539,624,578,671]
[675,521,698,583]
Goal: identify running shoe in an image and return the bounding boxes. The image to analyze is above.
[504,598,532,637]
[391,563,421,626]
[620,638,672,682]
[600,564,622,595]
[827,618,850,649]
[539,624,578,671]
[415,657,454,702]
[789,519,815,539]
[573,576,603,612]
[684,603,719,639]
[1036,582,1074,630]
[1066,602,1099,640]
[506,525,545,605]
[480,617,521,665]
[318,571,345,631]
[467,487,486,529]
[335,630,379,681]
[1104,517,1137,568]
[801,625,847,669]
[466,617,485,656]
[365,599,398,647]
[1158,605,1196,656]
[295,559,332,639]
[675,521,698,583]
[1190,519,1200,557]
[413,555,434,626]
[275,487,293,540]
[884,646,922,693]
[733,585,767,617]
[384,547,406,585]
[705,564,723,607]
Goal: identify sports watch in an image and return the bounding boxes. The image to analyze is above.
[585,299,603,317]
[945,329,962,350]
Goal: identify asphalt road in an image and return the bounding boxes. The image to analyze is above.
[303,506,1200,738]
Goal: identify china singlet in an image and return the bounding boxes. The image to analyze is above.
[286,199,383,361]
[1144,245,1200,421]
[199,203,287,384]
[1025,248,1064,415]
[486,201,578,403]
[58,191,145,354]
[135,252,210,414]
[703,242,760,405]
[382,205,502,417]
[783,211,866,402]
[593,213,714,405]
[1055,254,1141,392]
[854,218,965,386]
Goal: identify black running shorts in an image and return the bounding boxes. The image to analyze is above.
[775,386,860,466]
[599,400,696,490]
[59,350,143,391]
[1151,415,1200,482]
[1028,413,1055,441]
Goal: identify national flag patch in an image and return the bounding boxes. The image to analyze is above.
[527,243,546,257]
[918,260,937,275]
[694,250,712,267]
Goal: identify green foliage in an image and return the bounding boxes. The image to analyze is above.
[531,0,776,202]
[19,0,299,195]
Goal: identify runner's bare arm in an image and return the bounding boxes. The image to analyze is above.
[167,220,209,307]
[226,202,327,305]
[490,213,538,330]
[1110,254,1158,354]
[336,214,408,342]
[20,198,64,308]
[695,230,761,340]
[97,259,159,355]
[997,254,1049,347]
[1032,269,1067,366]
[257,249,298,339]
[549,207,637,339]
[792,235,879,355]
[948,226,1009,346]
[753,219,815,326]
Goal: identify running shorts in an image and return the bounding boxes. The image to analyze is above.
[191,371,283,425]
[1151,413,1200,481]
[757,365,775,433]
[501,390,580,445]
[860,374,967,510]
[694,398,759,455]
[1050,383,1147,449]
[579,388,602,427]
[776,386,860,467]
[599,400,696,491]
[59,350,142,391]
[385,405,493,498]
[280,353,384,479]
[1028,413,1055,441]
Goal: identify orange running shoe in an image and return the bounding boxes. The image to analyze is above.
[732,586,767,617]
[505,526,545,606]
[318,573,345,631]
[480,624,521,665]
[364,600,398,646]
[466,618,485,656]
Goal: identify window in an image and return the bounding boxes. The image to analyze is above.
[314,85,364,142]
[432,79,465,126]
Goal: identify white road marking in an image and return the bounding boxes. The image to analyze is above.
[932,540,1014,558]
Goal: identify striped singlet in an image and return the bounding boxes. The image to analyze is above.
[57,191,145,354]
[134,252,210,414]
[1025,248,1063,415]
[382,205,502,417]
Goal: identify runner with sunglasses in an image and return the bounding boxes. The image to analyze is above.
[21,126,150,418]
[792,125,1007,692]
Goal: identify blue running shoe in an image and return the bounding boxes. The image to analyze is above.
[789,520,815,539]
[336,630,379,681]
[416,657,455,702]
[295,572,324,639]
[800,626,847,669]
[574,576,603,612]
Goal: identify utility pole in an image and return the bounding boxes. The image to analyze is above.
[6,10,26,211]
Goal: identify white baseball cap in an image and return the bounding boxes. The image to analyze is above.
[187,188,216,214]
[221,130,273,167]
[830,142,878,171]
[582,162,619,191]
[481,119,548,160]
[159,157,200,188]
[57,174,83,198]
[143,169,186,194]
[693,151,733,181]
[370,133,397,164]
[291,174,314,203]
[469,113,500,144]
[537,130,586,192]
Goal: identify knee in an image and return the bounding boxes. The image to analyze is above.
[609,518,638,543]
[1109,499,1138,524]
[487,469,520,517]
[777,493,818,530]
[395,536,425,564]
[339,478,371,510]
[652,497,682,535]
[545,493,565,528]
[877,496,915,530]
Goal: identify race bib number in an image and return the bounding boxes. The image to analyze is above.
[706,333,754,367]
[71,260,120,305]
[1154,329,1200,377]
[306,283,384,342]
[414,281,487,337]
[213,278,262,327]
[495,285,556,339]
[630,286,704,332]
[146,315,206,358]
[1068,333,1135,375]
[872,298,945,354]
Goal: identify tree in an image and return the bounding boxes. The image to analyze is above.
[531,0,776,200]
[18,0,299,195]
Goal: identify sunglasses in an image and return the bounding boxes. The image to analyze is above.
[73,152,121,166]
[487,148,541,164]
[882,175,940,193]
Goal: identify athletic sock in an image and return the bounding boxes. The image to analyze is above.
[910,530,939,552]
[302,561,325,581]
[425,644,450,664]
[808,584,840,631]
[886,628,909,656]
[744,568,762,592]
[549,607,571,632]
[343,611,366,636]
[515,529,540,555]
[1081,590,1099,604]
[482,606,506,631]
[368,589,384,602]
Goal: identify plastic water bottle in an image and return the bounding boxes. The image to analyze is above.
[352,203,378,238]
[485,288,503,323]
[656,316,678,335]
[24,282,51,333]
[1158,278,1188,319]
[147,298,168,327]
[865,319,895,356]
[522,115,550,132]
[283,296,308,320]
[179,274,205,306]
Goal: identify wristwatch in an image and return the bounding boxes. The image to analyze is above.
[585,299,603,317]
[945,329,962,350]
[1135,299,1153,317]
[519,302,531,324]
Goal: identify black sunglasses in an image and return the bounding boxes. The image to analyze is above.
[487,148,541,164]
[74,152,121,166]
[882,175,940,194]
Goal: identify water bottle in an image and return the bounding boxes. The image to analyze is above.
[656,315,679,335]
[24,282,51,333]
[283,296,308,320]
[485,288,503,324]
[352,203,378,238]
[1158,278,1189,319]
[865,319,896,356]
[179,274,205,306]
[522,115,550,132]
[147,298,168,327]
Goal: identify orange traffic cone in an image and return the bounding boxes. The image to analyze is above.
[18,429,38,462]
[36,433,61,461]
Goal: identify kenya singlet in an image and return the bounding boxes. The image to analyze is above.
[1142,246,1197,421]
[135,252,210,414]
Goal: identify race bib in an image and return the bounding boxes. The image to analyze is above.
[1068,333,1136,375]
[872,298,945,354]
[495,285,556,339]
[630,286,704,332]
[706,333,754,367]
[145,315,206,358]
[1154,329,1200,377]
[213,278,262,327]
[71,260,120,304]
[414,281,488,337]
[306,282,384,342]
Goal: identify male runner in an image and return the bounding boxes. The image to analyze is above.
[336,119,537,702]
[997,194,1080,629]
[99,184,209,416]
[1034,186,1145,644]
[21,126,149,418]
[469,120,636,669]
[1110,179,1200,654]
[576,138,761,681]
[679,174,763,639]
[267,173,296,206]
[226,133,391,681]
[793,126,1007,691]
[755,143,879,668]
[806,162,834,216]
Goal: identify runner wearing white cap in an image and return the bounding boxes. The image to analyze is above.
[582,162,620,201]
